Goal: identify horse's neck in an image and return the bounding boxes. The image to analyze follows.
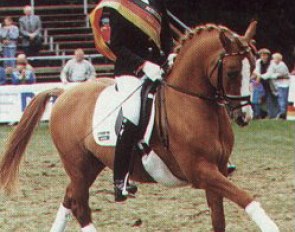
[160,34,232,139]
[153,81,233,180]
[168,36,219,98]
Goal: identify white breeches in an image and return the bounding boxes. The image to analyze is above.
[115,75,143,126]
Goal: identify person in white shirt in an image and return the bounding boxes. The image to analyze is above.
[60,49,96,84]
[260,53,290,119]
[253,48,278,118]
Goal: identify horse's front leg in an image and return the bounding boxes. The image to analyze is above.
[205,190,225,232]
[205,162,228,232]
[191,160,279,232]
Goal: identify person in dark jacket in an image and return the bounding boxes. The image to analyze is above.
[103,0,174,202]
[19,5,42,57]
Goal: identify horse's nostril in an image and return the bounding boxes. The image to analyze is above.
[235,115,249,127]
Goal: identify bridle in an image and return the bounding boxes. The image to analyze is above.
[162,44,254,111]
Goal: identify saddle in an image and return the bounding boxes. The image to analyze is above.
[92,80,188,187]
[92,80,156,147]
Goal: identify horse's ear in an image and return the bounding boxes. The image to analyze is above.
[244,21,257,42]
[219,31,232,52]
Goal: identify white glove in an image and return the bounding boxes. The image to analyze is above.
[142,61,163,82]
[167,53,177,67]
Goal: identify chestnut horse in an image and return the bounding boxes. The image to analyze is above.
[0,22,279,232]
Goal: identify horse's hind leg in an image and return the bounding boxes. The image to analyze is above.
[50,149,105,232]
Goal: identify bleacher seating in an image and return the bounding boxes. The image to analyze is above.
[0,0,182,83]
[0,0,114,83]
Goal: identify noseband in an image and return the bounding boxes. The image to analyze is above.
[212,49,252,110]
[163,46,253,111]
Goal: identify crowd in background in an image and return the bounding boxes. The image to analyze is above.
[0,5,293,120]
[0,5,42,85]
[0,5,98,86]
[251,49,291,120]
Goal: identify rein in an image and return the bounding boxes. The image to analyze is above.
[158,48,252,151]
[162,47,252,111]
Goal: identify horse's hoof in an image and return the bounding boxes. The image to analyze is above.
[227,164,236,175]
[114,187,128,202]
[126,183,138,195]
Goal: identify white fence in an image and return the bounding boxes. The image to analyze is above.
[0,82,78,123]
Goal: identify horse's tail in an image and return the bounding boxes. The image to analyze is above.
[0,88,64,195]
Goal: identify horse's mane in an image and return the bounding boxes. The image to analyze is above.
[174,24,234,54]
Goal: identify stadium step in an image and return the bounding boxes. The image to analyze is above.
[36,48,97,56]
[47,27,92,36]
[43,20,87,28]
[41,14,87,21]
[0,14,86,23]
[0,4,96,15]
[58,41,95,49]
[34,0,83,5]
[61,48,98,55]
[0,0,82,7]
[34,64,114,83]
[0,14,88,23]
[53,34,94,42]
[34,64,114,74]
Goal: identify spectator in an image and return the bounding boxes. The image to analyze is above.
[0,66,6,85]
[0,16,19,68]
[11,53,36,84]
[19,5,42,57]
[260,53,290,119]
[60,48,96,84]
[253,48,278,118]
[250,78,265,119]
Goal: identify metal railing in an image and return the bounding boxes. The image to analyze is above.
[0,54,103,66]
[28,0,90,16]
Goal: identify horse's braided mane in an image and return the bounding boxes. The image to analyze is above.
[174,24,234,53]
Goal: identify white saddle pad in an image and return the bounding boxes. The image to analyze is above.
[92,83,188,187]
[92,84,155,146]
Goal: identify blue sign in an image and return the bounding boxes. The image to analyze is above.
[21,92,35,112]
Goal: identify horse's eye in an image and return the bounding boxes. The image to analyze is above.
[228,71,240,79]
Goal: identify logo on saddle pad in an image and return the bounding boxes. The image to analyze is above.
[97,131,110,141]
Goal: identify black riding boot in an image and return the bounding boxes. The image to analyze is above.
[113,119,139,202]
[113,79,160,202]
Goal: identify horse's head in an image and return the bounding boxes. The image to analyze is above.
[169,22,257,127]
[207,21,257,127]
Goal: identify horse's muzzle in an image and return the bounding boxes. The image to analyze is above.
[235,114,249,127]
[233,108,252,127]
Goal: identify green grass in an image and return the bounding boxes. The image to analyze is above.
[0,120,294,232]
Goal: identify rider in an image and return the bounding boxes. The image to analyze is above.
[90,0,175,202]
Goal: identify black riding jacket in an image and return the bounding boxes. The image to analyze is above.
[108,0,173,76]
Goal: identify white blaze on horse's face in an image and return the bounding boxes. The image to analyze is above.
[241,58,253,122]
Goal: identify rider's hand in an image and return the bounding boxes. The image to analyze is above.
[167,53,177,68]
[142,61,163,82]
